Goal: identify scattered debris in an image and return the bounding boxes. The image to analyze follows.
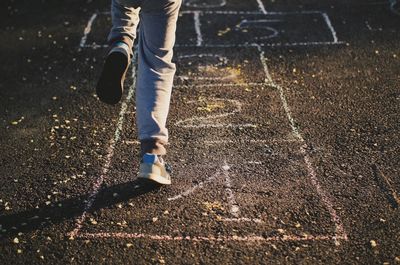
[370,240,377,248]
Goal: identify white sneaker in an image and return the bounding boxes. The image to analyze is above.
[138,153,172,185]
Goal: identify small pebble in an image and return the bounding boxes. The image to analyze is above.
[370,240,377,248]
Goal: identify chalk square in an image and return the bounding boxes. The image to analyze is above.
[196,12,336,46]
[75,139,340,244]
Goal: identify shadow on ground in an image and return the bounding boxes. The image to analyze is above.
[0,179,162,239]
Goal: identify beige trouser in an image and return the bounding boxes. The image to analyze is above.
[108,0,182,155]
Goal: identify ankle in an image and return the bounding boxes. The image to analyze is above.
[140,139,167,157]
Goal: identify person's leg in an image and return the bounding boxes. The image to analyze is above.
[136,0,182,156]
[108,0,141,52]
[96,0,140,105]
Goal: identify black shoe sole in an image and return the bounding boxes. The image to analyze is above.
[96,52,129,105]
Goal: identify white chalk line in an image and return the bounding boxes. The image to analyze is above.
[174,82,269,89]
[180,10,323,15]
[76,232,347,243]
[256,0,268,14]
[178,53,228,65]
[167,170,220,201]
[365,21,383,32]
[82,42,344,49]
[83,44,109,49]
[373,164,400,207]
[223,161,240,217]
[68,52,137,238]
[255,44,348,245]
[124,140,140,145]
[184,0,226,8]
[221,217,264,223]
[321,13,338,43]
[365,21,373,31]
[193,11,203,46]
[178,122,256,128]
[203,139,301,145]
[101,10,322,16]
[246,161,263,165]
[79,13,98,48]
[174,41,345,48]
[256,45,302,140]
[177,53,234,81]
[125,139,299,146]
[177,74,237,81]
[239,19,283,24]
[390,0,400,15]
[300,144,347,246]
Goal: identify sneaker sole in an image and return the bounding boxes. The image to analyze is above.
[138,173,171,185]
[96,52,128,105]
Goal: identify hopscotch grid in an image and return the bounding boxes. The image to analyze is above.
[73,0,347,245]
[70,54,347,245]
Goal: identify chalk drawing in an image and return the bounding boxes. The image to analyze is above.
[236,19,280,40]
[168,170,220,201]
[73,1,348,246]
[365,21,383,31]
[176,53,234,81]
[175,98,256,129]
[184,0,226,8]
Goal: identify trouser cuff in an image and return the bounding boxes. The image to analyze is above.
[109,35,134,56]
[140,139,167,156]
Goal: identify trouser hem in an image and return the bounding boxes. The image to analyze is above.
[140,139,167,156]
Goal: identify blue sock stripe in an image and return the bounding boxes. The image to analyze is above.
[143,153,157,164]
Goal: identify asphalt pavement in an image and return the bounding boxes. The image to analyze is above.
[1,0,399,264]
